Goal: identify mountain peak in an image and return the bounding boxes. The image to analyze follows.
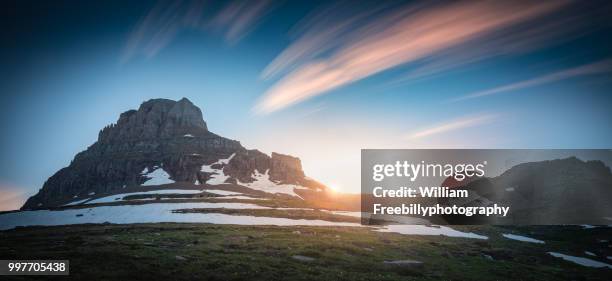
[178,97,192,103]
[21,98,323,210]
[100,98,208,142]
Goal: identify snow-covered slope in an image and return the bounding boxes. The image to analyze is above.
[141,167,175,186]
[237,169,309,198]
[200,153,235,185]
[0,202,360,231]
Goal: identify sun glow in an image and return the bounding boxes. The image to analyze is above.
[327,183,341,193]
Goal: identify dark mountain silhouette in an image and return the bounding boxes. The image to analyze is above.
[442,157,612,224]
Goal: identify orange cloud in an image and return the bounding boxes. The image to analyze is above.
[255,1,569,114]
[404,114,498,140]
[260,2,383,79]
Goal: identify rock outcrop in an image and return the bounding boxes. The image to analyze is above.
[270,153,305,184]
[22,98,324,209]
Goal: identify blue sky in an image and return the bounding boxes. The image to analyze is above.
[1,0,612,210]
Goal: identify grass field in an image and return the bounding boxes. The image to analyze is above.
[0,223,610,280]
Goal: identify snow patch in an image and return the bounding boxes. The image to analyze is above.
[203,189,265,200]
[213,196,267,200]
[502,233,545,244]
[237,169,308,199]
[548,252,612,269]
[200,153,235,185]
[62,198,90,207]
[183,134,194,137]
[0,202,360,231]
[86,189,204,205]
[205,189,242,196]
[377,225,488,240]
[324,211,365,218]
[141,167,175,186]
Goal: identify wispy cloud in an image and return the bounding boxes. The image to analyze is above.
[404,114,498,140]
[260,2,386,79]
[451,59,612,102]
[254,1,569,114]
[121,0,272,63]
[388,3,609,84]
[210,0,272,45]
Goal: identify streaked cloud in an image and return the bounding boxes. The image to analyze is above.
[121,0,272,63]
[254,1,569,114]
[210,0,272,44]
[451,59,612,102]
[260,2,386,79]
[389,3,611,84]
[404,114,498,140]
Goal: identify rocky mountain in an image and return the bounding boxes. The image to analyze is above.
[443,157,612,224]
[22,98,326,210]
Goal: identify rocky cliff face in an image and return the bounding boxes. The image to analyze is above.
[22,98,324,209]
